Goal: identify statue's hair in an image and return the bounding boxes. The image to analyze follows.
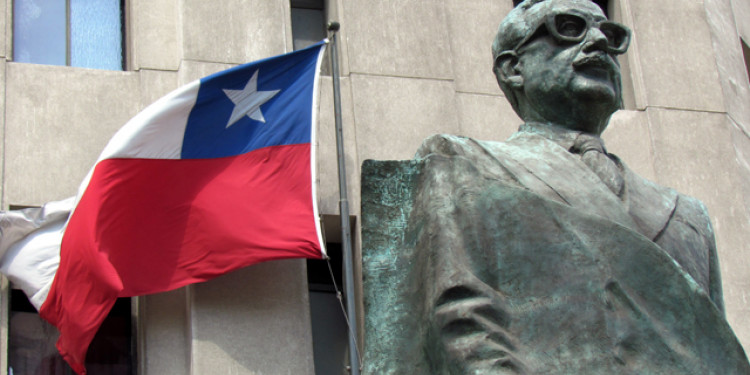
[491,0,549,117]
[491,0,548,61]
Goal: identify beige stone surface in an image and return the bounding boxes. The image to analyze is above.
[0,0,6,59]
[177,60,234,86]
[4,63,140,205]
[316,76,359,216]
[455,92,519,142]
[704,0,750,135]
[724,119,750,351]
[730,120,750,224]
[611,0,648,110]
[190,260,315,375]
[344,0,453,79]
[731,0,750,43]
[445,0,511,95]
[350,74,459,161]
[138,69,179,109]
[603,109,656,181]
[182,0,289,65]
[617,54,639,110]
[727,120,750,349]
[647,108,750,349]
[629,1,725,112]
[141,289,189,375]
[327,0,351,76]
[132,0,181,71]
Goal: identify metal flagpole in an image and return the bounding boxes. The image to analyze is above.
[327,22,361,375]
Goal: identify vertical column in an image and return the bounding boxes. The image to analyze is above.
[189,261,315,375]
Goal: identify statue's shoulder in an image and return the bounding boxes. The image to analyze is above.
[414,134,510,160]
[673,193,713,235]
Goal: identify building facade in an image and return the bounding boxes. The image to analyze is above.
[0,0,749,374]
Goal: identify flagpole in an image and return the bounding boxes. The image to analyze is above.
[327,22,361,375]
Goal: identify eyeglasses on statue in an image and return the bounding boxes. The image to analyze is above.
[510,11,631,55]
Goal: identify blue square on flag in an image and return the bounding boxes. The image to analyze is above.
[182,44,322,159]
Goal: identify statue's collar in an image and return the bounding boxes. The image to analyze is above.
[517,122,605,153]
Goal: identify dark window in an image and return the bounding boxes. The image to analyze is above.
[13,0,125,70]
[307,241,349,375]
[290,0,326,51]
[8,289,134,374]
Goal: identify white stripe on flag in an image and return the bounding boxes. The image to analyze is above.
[0,197,74,309]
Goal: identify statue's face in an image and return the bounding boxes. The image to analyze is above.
[513,0,629,133]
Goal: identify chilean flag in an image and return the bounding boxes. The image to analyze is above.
[1,41,328,374]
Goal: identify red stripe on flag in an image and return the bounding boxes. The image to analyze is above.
[40,143,322,373]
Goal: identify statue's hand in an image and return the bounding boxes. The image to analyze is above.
[432,285,526,374]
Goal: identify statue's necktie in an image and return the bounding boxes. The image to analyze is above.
[571,134,624,197]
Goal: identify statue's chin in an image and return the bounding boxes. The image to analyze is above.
[569,80,620,117]
[571,75,619,100]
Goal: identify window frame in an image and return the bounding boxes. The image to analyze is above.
[10,0,127,71]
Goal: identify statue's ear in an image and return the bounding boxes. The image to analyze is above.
[494,51,523,89]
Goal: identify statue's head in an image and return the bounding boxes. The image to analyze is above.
[492,0,631,134]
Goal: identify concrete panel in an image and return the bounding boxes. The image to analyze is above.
[731,0,750,44]
[630,1,725,112]
[139,69,179,109]
[647,108,750,349]
[344,0,453,79]
[728,120,750,349]
[455,92,519,142]
[177,60,235,86]
[602,109,656,181]
[317,76,359,216]
[141,289,189,375]
[445,0,512,95]
[350,74,459,161]
[4,63,139,205]
[132,0,181,71]
[730,120,750,227]
[0,0,6,59]
[611,0,649,110]
[327,0,350,76]
[704,0,750,135]
[190,260,315,375]
[182,0,289,65]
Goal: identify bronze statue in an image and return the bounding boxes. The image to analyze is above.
[361,0,750,373]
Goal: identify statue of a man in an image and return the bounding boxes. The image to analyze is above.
[361,0,750,373]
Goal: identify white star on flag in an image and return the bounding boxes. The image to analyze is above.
[222,70,280,128]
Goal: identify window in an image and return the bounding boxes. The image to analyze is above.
[290,0,326,51]
[307,214,351,375]
[8,290,134,375]
[13,0,125,70]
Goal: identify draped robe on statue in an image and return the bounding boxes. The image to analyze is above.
[361,125,750,374]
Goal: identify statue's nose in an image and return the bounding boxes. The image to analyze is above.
[582,27,610,53]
